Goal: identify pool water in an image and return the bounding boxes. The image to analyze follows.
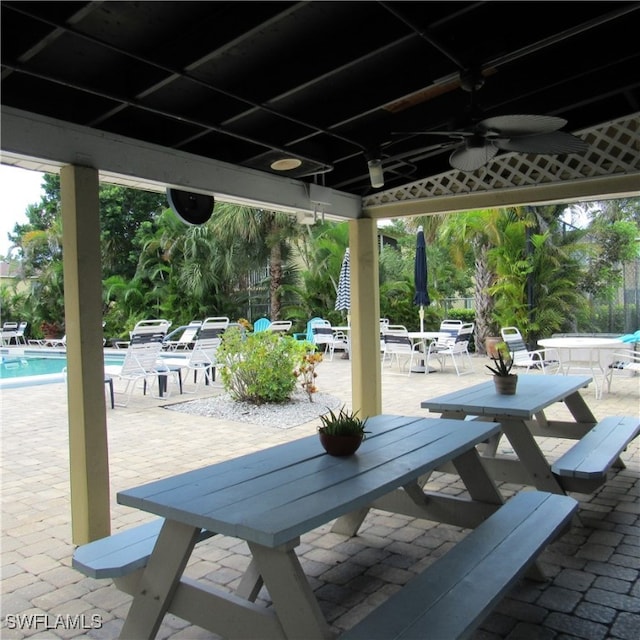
[0,353,125,388]
[0,355,68,378]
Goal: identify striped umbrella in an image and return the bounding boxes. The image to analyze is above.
[335,248,351,324]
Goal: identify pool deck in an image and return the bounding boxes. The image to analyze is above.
[1,351,639,639]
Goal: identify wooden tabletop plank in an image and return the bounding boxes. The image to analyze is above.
[420,374,592,418]
[122,415,422,504]
[118,416,501,547]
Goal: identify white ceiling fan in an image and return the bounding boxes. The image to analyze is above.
[369,69,589,185]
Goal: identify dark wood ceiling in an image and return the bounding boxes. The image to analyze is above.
[2,1,640,198]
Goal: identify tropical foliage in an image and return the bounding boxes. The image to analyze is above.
[1,172,638,348]
[217,328,310,404]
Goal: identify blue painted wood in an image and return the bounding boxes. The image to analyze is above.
[72,519,214,579]
[420,374,592,418]
[552,415,640,480]
[341,491,578,640]
[118,415,502,548]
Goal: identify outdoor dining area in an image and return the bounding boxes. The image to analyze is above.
[36,345,632,639]
[2,333,638,638]
[3,4,639,638]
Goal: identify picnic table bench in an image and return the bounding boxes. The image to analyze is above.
[342,491,577,640]
[551,415,640,493]
[72,519,214,580]
[71,414,579,639]
[421,374,639,496]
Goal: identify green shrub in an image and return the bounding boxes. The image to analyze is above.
[217,328,311,404]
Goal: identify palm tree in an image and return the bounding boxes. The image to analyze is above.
[134,209,229,322]
[438,209,504,354]
[287,222,351,325]
[208,203,300,320]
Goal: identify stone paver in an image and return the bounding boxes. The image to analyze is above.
[1,350,638,638]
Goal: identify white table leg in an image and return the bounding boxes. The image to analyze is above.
[236,557,264,601]
[499,418,566,494]
[119,520,200,640]
[248,541,333,640]
[452,447,504,504]
[330,507,370,536]
[563,390,598,426]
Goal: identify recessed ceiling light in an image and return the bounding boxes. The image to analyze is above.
[270,158,303,171]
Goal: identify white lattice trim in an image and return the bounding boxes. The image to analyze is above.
[364,114,640,210]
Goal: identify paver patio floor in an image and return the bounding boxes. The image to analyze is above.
[1,352,638,639]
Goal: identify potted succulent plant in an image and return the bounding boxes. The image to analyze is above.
[485,347,518,395]
[318,406,369,456]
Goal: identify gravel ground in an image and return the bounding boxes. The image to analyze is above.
[165,390,343,429]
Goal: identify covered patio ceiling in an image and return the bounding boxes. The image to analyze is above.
[1,1,639,219]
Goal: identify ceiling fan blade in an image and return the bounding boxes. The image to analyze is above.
[496,131,588,154]
[449,143,498,171]
[478,115,567,136]
[392,130,472,140]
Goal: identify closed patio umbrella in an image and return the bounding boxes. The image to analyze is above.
[335,247,351,325]
[413,226,431,333]
[412,226,432,373]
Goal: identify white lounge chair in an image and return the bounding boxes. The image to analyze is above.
[104,333,167,406]
[1,322,19,345]
[12,321,28,345]
[163,321,202,350]
[114,318,172,349]
[42,334,67,348]
[268,320,292,333]
[162,317,229,393]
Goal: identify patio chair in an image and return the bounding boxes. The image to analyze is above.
[426,321,475,376]
[268,320,292,333]
[104,333,167,406]
[311,320,347,361]
[608,348,640,392]
[253,318,271,332]
[500,326,561,374]
[1,321,18,345]
[380,325,409,364]
[11,321,28,345]
[41,334,67,348]
[377,318,391,352]
[115,318,172,349]
[162,317,229,392]
[62,367,115,409]
[382,332,422,376]
[305,317,326,342]
[163,321,202,350]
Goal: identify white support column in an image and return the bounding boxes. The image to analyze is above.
[349,218,382,418]
[61,165,111,544]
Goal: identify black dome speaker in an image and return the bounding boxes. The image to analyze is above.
[167,188,215,225]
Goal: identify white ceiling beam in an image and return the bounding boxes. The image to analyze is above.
[0,107,361,220]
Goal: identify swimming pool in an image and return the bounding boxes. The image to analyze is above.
[0,351,125,389]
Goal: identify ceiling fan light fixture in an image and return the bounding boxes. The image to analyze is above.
[368,158,384,188]
[270,157,303,171]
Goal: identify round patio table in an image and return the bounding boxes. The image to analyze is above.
[538,337,623,399]
[407,331,445,373]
